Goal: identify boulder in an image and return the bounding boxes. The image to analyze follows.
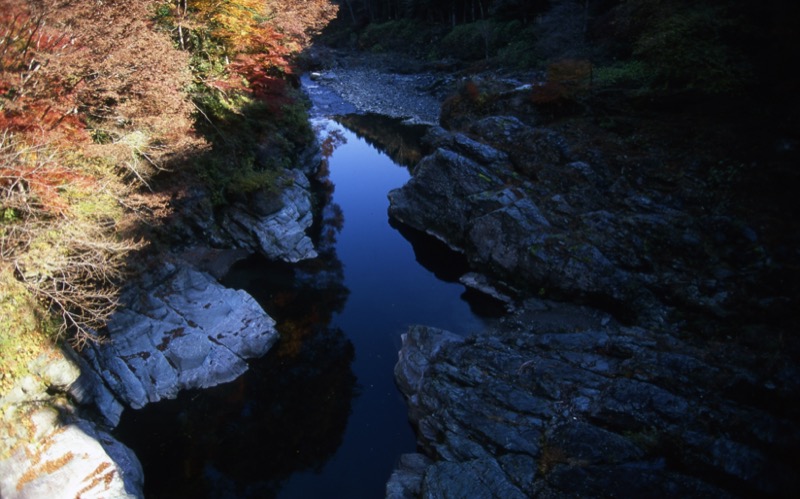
[222,169,318,263]
[84,262,278,419]
[388,126,640,313]
[0,352,143,498]
[391,300,799,497]
[387,122,758,324]
[0,407,143,498]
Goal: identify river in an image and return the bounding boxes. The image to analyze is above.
[114,112,502,497]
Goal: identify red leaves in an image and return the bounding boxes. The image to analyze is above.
[223,24,295,106]
[1,1,86,144]
[1,157,94,217]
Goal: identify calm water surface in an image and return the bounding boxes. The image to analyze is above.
[274,119,494,497]
[115,118,498,498]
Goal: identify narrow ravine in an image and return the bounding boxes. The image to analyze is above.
[272,118,499,497]
[113,115,502,498]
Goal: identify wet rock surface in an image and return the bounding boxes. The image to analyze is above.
[389,301,800,498]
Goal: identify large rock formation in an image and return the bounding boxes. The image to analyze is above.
[83,262,278,424]
[221,169,318,263]
[388,300,800,498]
[1,261,280,498]
[0,353,143,498]
[388,117,773,326]
[80,166,321,424]
[1,161,322,497]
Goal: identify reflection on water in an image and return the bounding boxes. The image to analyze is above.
[335,113,429,167]
[113,322,356,499]
[115,117,502,498]
[114,138,356,498]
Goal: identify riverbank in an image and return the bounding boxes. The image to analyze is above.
[306,49,800,496]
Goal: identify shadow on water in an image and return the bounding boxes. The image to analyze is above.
[115,178,357,498]
[335,113,429,167]
[113,327,356,498]
[390,218,509,318]
[114,113,508,498]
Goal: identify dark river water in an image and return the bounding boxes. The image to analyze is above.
[114,114,502,497]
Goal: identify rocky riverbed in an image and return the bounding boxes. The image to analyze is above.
[0,161,322,496]
[307,50,800,497]
[2,48,797,498]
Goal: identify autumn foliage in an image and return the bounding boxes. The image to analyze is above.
[0,1,84,143]
[179,0,337,104]
[1,0,338,352]
[531,59,593,105]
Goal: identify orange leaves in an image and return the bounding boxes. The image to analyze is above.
[531,59,593,105]
[0,140,93,218]
[187,0,338,104]
[1,0,87,145]
[187,0,294,104]
[226,24,295,102]
[266,0,339,48]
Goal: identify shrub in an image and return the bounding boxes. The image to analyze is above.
[1,135,139,349]
[432,21,494,61]
[430,19,533,63]
[593,60,650,89]
[496,23,539,69]
[358,19,433,54]
[531,59,593,104]
[629,3,753,95]
[0,268,53,396]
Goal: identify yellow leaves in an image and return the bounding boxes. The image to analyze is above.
[0,267,50,397]
[266,0,339,47]
[189,0,268,52]
[188,0,338,55]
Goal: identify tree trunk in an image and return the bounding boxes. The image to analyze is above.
[342,0,357,25]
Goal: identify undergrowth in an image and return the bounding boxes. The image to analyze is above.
[0,0,337,396]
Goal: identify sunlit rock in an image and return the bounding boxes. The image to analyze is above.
[84,263,278,416]
[222,169,318,263]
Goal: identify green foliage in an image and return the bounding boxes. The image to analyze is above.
[228,167,279,196]
[192,88,313,205]
[495,22,538,68]
[153,2,174,26]
[0,269,54,396]
[430,20,528,63]
[358,19,435,54]
[632,4,753,95]
[593,60,650,89]
[3,207,17,223]
[432,21,492,61]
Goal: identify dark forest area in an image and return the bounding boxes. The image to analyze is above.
[324,0,800,103]
[313,0,800,340]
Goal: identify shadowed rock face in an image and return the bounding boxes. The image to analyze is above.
[221,169,319,263]
[389,300,800,498]
[378,85,800,496]
[388,118,778,326]
[80,163,325,426]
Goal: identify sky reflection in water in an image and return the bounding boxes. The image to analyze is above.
[115,117,498,498]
